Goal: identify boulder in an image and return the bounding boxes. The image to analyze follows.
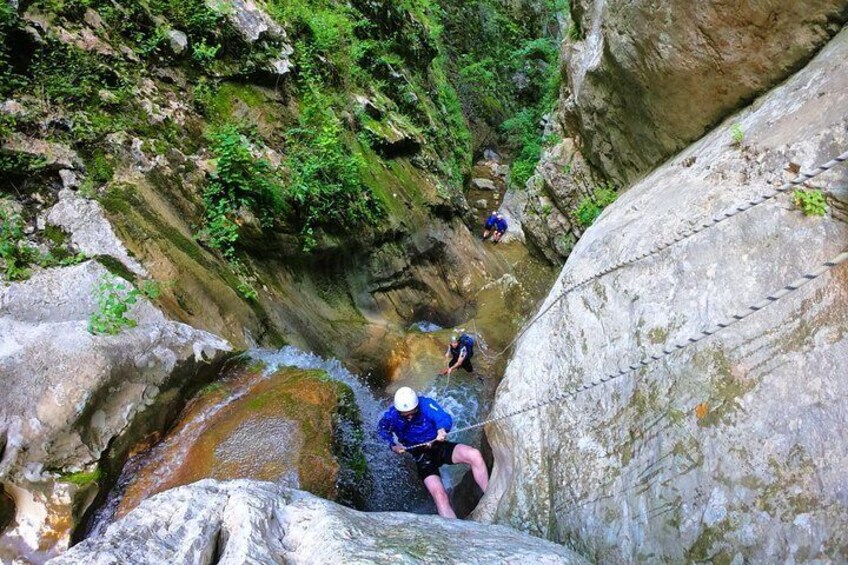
[206,0,293,76]
[0,261,232,562]
[520,139,598,263]
[46,189,147,277]
[479,27,848,562]
[113,366,368,520]
[58,169,79,190]
[471,178,496,191]
[562,0,848,184]
[1,134,81,170]
[166,29,188,54]
[497,187,528,244]
[208,0,284,42]
[48,480,587,564]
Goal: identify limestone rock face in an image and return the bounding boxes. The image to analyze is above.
[48,480,587,565]
[46,189,147,277]
[0,261,231,561]
[520,138,600,263]
[479,27,848,563]
[563,0,848,184]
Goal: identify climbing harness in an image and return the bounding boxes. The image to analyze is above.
[398,149,848,450]
[483,150,848,361]
[401,248,848,450]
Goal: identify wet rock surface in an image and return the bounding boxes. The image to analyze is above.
[479,27,848,563]
[49,480,587,565]
[110,365,366,521]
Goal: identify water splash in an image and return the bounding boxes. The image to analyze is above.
[252,346,434,512]
[87,345,484,536]
[409,320,443,333]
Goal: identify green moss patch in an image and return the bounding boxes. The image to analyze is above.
[57,468,102,487]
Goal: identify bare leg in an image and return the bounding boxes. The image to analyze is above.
[452,444,488,492]
[423,474,456,518]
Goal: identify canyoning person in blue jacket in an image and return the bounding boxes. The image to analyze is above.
[482,211,498,241]
[378,387,488,518]
[492,212,508,244]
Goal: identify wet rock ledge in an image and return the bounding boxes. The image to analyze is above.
[47,479,587,565]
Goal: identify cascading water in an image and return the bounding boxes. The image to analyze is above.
[251,346,430,512]
[86,342,485,537]
[252,346,482,511]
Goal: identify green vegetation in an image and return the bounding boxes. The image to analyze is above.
[201,125,282,255]
[0,210,39,280]
[0,152,49,192]
[1,0,564,302]
[57,467,102,486]
[730,123,744,146]
[437,0,564,188]
[284,54,384,251]
[1,211,87,280]
[575,184,618,227]
[198,125,282,298]
[87,275,160,335]
[0,3,27,98]
[793,189,827,217]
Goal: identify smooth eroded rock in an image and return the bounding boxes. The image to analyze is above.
[48,480,587,565]
[563,0,848,183]
[0,261,232,561]
[480,25,848,563]
[114,366,367,519]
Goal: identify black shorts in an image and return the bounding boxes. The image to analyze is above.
[409,441,458,480]
[449,354,474,372]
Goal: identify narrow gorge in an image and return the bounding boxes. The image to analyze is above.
[1,1,847,564]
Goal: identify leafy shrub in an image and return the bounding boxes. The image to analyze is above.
[87,276,159,335]
[575,184,618,227]
[192,41,220,66]
[31,41,130,106]
[501,109,542,189]
[0,211,39,280]
[730,123,744,146]
[0,3,27,98]
[793,189,827,217]
[201,125,283,258]
[283,60,384,250]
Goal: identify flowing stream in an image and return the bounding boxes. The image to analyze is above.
[85,225,556,535]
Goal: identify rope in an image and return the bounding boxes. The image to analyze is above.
[484,150,848,361]
[400,248,848,450]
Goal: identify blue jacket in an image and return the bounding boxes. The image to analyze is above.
[495,217,508,232]
[485,213,497,229]
[378,396,453,448]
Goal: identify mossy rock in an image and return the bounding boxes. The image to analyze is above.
[118,365,369,515]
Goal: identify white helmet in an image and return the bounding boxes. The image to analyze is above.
[394,387,419,412]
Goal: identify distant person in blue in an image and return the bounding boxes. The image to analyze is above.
[492,212,508,244]
[440,333,474,375]
[378,387,488,518]
[481,211,498,241]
